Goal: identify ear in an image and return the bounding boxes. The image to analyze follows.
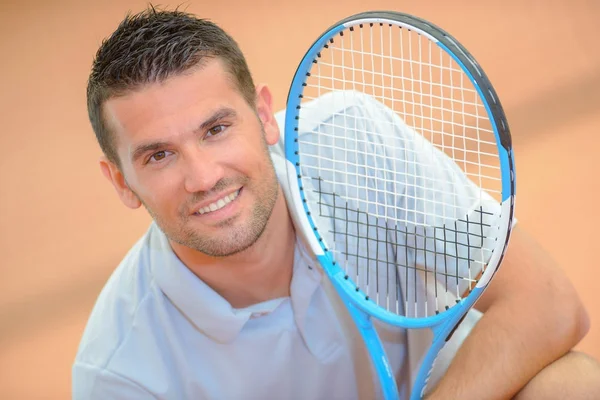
[255,84,280,146]
[99,156,142,209]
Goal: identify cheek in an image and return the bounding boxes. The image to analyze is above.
[232,132,272,172]
[136,170,184,212]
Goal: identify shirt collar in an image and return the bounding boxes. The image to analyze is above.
[148,223,251,343]
[148,223,323,344]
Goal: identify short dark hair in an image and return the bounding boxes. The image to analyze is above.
[87,6,256,166]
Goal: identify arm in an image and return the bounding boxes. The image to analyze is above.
[425,225,590,399]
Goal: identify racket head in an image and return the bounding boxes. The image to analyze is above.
[284,11,515,327]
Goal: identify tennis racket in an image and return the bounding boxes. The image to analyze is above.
[283,11,516,400]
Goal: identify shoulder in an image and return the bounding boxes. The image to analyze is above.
[72,223,216,398]
[72,361,156,399]
[72,224,177,397]
[73,224,161,371]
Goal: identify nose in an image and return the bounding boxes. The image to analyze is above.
[182,147,225,194]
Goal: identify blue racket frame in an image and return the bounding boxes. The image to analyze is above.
[284,11,516,400]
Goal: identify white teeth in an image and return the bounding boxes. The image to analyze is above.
[197,189,240,215]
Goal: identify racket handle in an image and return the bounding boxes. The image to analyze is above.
[345,301,400,400]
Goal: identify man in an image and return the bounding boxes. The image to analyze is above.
[74,7,599,399]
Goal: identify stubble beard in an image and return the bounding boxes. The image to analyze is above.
[140,156,280,258]
[176,173,279,257]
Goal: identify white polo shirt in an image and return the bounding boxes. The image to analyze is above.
[73,92,486,399]
[72,221,412,399]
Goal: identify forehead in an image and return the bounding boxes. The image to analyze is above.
[103,59,247,151]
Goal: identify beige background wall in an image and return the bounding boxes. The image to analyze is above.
[1,0,599,398]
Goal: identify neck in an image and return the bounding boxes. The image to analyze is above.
[170,187,295,308]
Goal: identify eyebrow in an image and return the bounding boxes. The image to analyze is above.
[130,107,238,163]
[131,141,171,163]
[197,107,237,133]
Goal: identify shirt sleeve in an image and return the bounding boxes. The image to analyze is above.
[73,362,157,400]
[349,93,502,315]
[281,90,505,316]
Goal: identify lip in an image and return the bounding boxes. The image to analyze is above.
[190,187,242,219]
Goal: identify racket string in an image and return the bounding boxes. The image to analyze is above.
[296,22,503,318]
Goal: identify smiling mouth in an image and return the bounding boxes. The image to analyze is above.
[195,189,241,215]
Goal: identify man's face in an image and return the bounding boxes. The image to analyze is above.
[102,59,280,257]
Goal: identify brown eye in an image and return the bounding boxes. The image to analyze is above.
[148,150,172,164]
[152,151,166,161]
[208,125,226,136]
